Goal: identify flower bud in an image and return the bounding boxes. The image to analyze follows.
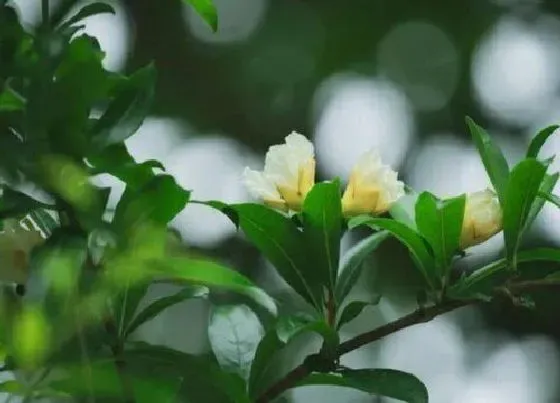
[243,132,315,211]
[460,189,502,249]
[341,150,405,217]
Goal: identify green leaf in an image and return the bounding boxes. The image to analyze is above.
[302,180,342,290]
[335,231,390,302]
[124,342,249,403]
[114,281,150,339]
[91,64,156,148]
[49,360,186,403]
[0,186,55,219]
[183,0,218,31]
[349,216,436,289]
[87,143,163,189]
[276,314,339,356]
[124,285,208,338]
[526,125,559,159]
[217,203,319,309]
[450,248,560,299]
[29,208,59,236]
[503,159,547,269]
[336,298,380,330]
[58,2,115,31]
[516,248,560,264]
[113,174,189,230]
[465,117,510,201]
[156,257,277,315]
[0,380,26,394]
[36,35,109,157]
[297,369,428,403]
[527,173,559,229]
[248,330,283,399]
[539,190,560,210]
[208,304,264,381]
[0,87,24,111]
[415,192,465,275]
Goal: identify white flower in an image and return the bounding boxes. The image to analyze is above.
[341,150,405,217]
[0,217,46,284]
[243,131,315,211]
[460,189,502,249]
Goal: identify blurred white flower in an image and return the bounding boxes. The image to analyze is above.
[243,132,315,211]
[0,217,46,284]
[341,150,405,217]
[460,189,503,249]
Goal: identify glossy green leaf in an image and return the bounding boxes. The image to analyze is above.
[208,304,264,381]
[526,125,559,159]
[113,174,189,230]
[450,248,560,299]
[526,173,559,229]
[91,64,156,147]
[0,186,55,219]
[337,297,380,330]
[39,35,109,157]
[156,257,277,315]
[276,314,339,355]
[465,117,510,201]
[503,159,547,269]
[88,143,163,189]
[124,286,208,338]
[248,330,283,399]
[539,190,560,210]
[58,2,115,31]
[0,87,24,111]
[218,203,319,308]
[49,359,186,403]
[349,216,436,289]
[124,342,249,403]
[114,281,150,339]
[415,192,465,275]
[335,231,389,302]
[297,369,428,403]
[183,0,218,31]
[0,380,26,394]
[302,180,342,290]
[29,208,59,237]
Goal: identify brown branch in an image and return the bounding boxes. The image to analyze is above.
[255,365,310,403]
[336,299,473,356]
[255,278,560,403]
[255,299,474,403]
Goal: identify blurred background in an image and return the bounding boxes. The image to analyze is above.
[9,0,560,401]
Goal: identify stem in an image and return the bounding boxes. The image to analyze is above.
[337,299,472,355]
[41,0,50,28]
[255,300,473,403]
[255,365,310,403]
[326,289,335,328]
[104,317,136,403]
[84,250,136,403]
[74,309,95,403]
[255,278,560,403]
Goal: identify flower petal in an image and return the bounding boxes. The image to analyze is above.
[242,167,283,202]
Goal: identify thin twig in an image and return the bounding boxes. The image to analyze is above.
[337,299,473,356]
[255,278,560,403]
[255,300,474,403]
